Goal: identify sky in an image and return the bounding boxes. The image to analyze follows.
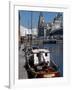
[19,10,63,29]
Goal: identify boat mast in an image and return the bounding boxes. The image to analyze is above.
[30,11,32,46]
[31,11,32,33]
[19,11,21,50]
[19,11,20,40]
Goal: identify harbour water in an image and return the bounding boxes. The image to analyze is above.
[19,42,63,79]
[43,43,63,76]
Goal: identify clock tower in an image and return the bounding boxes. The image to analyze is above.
[38,12,45,37]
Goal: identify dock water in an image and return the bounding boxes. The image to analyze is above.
[19,41,63,79]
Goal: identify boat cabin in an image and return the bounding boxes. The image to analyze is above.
[24,48,60,78]
[32,49,50,66]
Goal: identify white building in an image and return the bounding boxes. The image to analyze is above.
[20,25,37,36]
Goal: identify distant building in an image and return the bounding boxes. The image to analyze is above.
[51,13,63,31]
[38,12,46,37]
[46,23,52,36]
[38,12,63,38]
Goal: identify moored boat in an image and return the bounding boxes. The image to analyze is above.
[24,48,60,78]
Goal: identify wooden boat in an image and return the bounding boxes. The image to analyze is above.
[24,48,60,78]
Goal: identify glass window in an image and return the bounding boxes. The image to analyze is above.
[45,53,47,56]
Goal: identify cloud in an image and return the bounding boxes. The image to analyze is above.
[20,25,37,36]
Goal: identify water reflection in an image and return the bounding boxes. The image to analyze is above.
[43,43,63,76]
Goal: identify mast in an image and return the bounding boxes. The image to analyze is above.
[31,11,32,33]
[19,11,21,50]
[30,11,32,46]
[19,11,20,40]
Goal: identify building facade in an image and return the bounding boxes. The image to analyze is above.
[38,12,63,39]
[38,12,46,37]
